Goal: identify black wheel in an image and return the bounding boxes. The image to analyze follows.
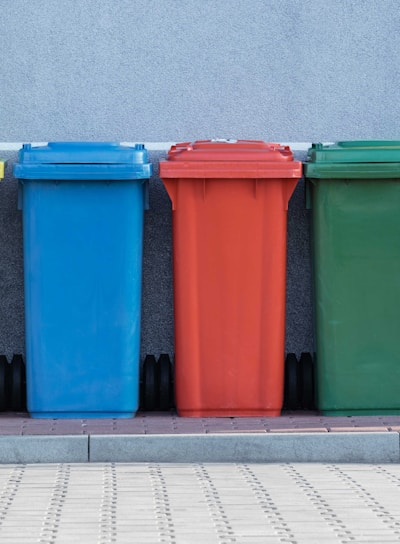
[0,356,8,412]
[158,354,172,411]
[10,354,26,412]
[299,352,315,410]
[142,355,157,411]
[284,353,299,411]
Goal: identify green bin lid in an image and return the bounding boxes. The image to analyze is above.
[305,141,400,179]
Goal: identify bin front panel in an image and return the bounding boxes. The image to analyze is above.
[22,179,145,417]
[311,178,400,414]
[169,176,293,416]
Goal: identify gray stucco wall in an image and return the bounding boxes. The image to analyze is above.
[0,0,398,362]
[1,0,399,141]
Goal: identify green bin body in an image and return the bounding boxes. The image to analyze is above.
[305,141,400,415]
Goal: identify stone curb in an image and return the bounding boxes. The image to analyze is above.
[0,432,398,464]
[0,436,88,464]
[89,432,399,464]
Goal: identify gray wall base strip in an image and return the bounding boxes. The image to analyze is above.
[89,433,400,464]
[0,436,88,464]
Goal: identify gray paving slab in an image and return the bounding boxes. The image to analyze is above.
[0,463,400,543]
[89,432,400,463]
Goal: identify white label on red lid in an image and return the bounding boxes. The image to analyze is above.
[210,139,238,144]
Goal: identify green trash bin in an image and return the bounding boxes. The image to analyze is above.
[305,141,400,415]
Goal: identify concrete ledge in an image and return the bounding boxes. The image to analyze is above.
[89,432,400,464]
[0,142,315,151]
[0,436,89,464]
[0,433,396,464]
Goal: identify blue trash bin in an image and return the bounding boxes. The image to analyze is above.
[14,142,152,418]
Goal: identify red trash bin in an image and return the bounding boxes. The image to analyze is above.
[160,140,302,416]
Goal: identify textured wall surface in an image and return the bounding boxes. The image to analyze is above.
[0,0,399,141]
[0,0,397,362]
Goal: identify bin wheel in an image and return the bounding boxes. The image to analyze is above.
[284,353,299,411]
[143,355,157,412]
[299,352,314,410]
[0,356,8,412]
[10,355,26,412]
[158,354,172,411]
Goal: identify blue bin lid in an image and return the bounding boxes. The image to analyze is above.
[13,142,152,180]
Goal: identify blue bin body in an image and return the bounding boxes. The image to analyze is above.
[14,142,152,418]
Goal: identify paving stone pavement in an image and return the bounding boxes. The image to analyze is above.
[1,412,400,464]
[2,412,400,435]
[0,463,400,543]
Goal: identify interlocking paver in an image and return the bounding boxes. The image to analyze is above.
[0,463,399,543]
[1,411,400,436]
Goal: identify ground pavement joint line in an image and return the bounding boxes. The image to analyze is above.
[282,464,357,543]
[0,466,25,530]
[149,463,176,543]
[98,463,118,544]
[375,465,400,489]
[38,464,70,544]
[193,464,236,543]
[237,464,296,543]
[327,464,400,538]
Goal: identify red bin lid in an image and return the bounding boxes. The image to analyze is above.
[160,139,302,179]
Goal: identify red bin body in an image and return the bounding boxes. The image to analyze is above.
[160,140,302,416]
